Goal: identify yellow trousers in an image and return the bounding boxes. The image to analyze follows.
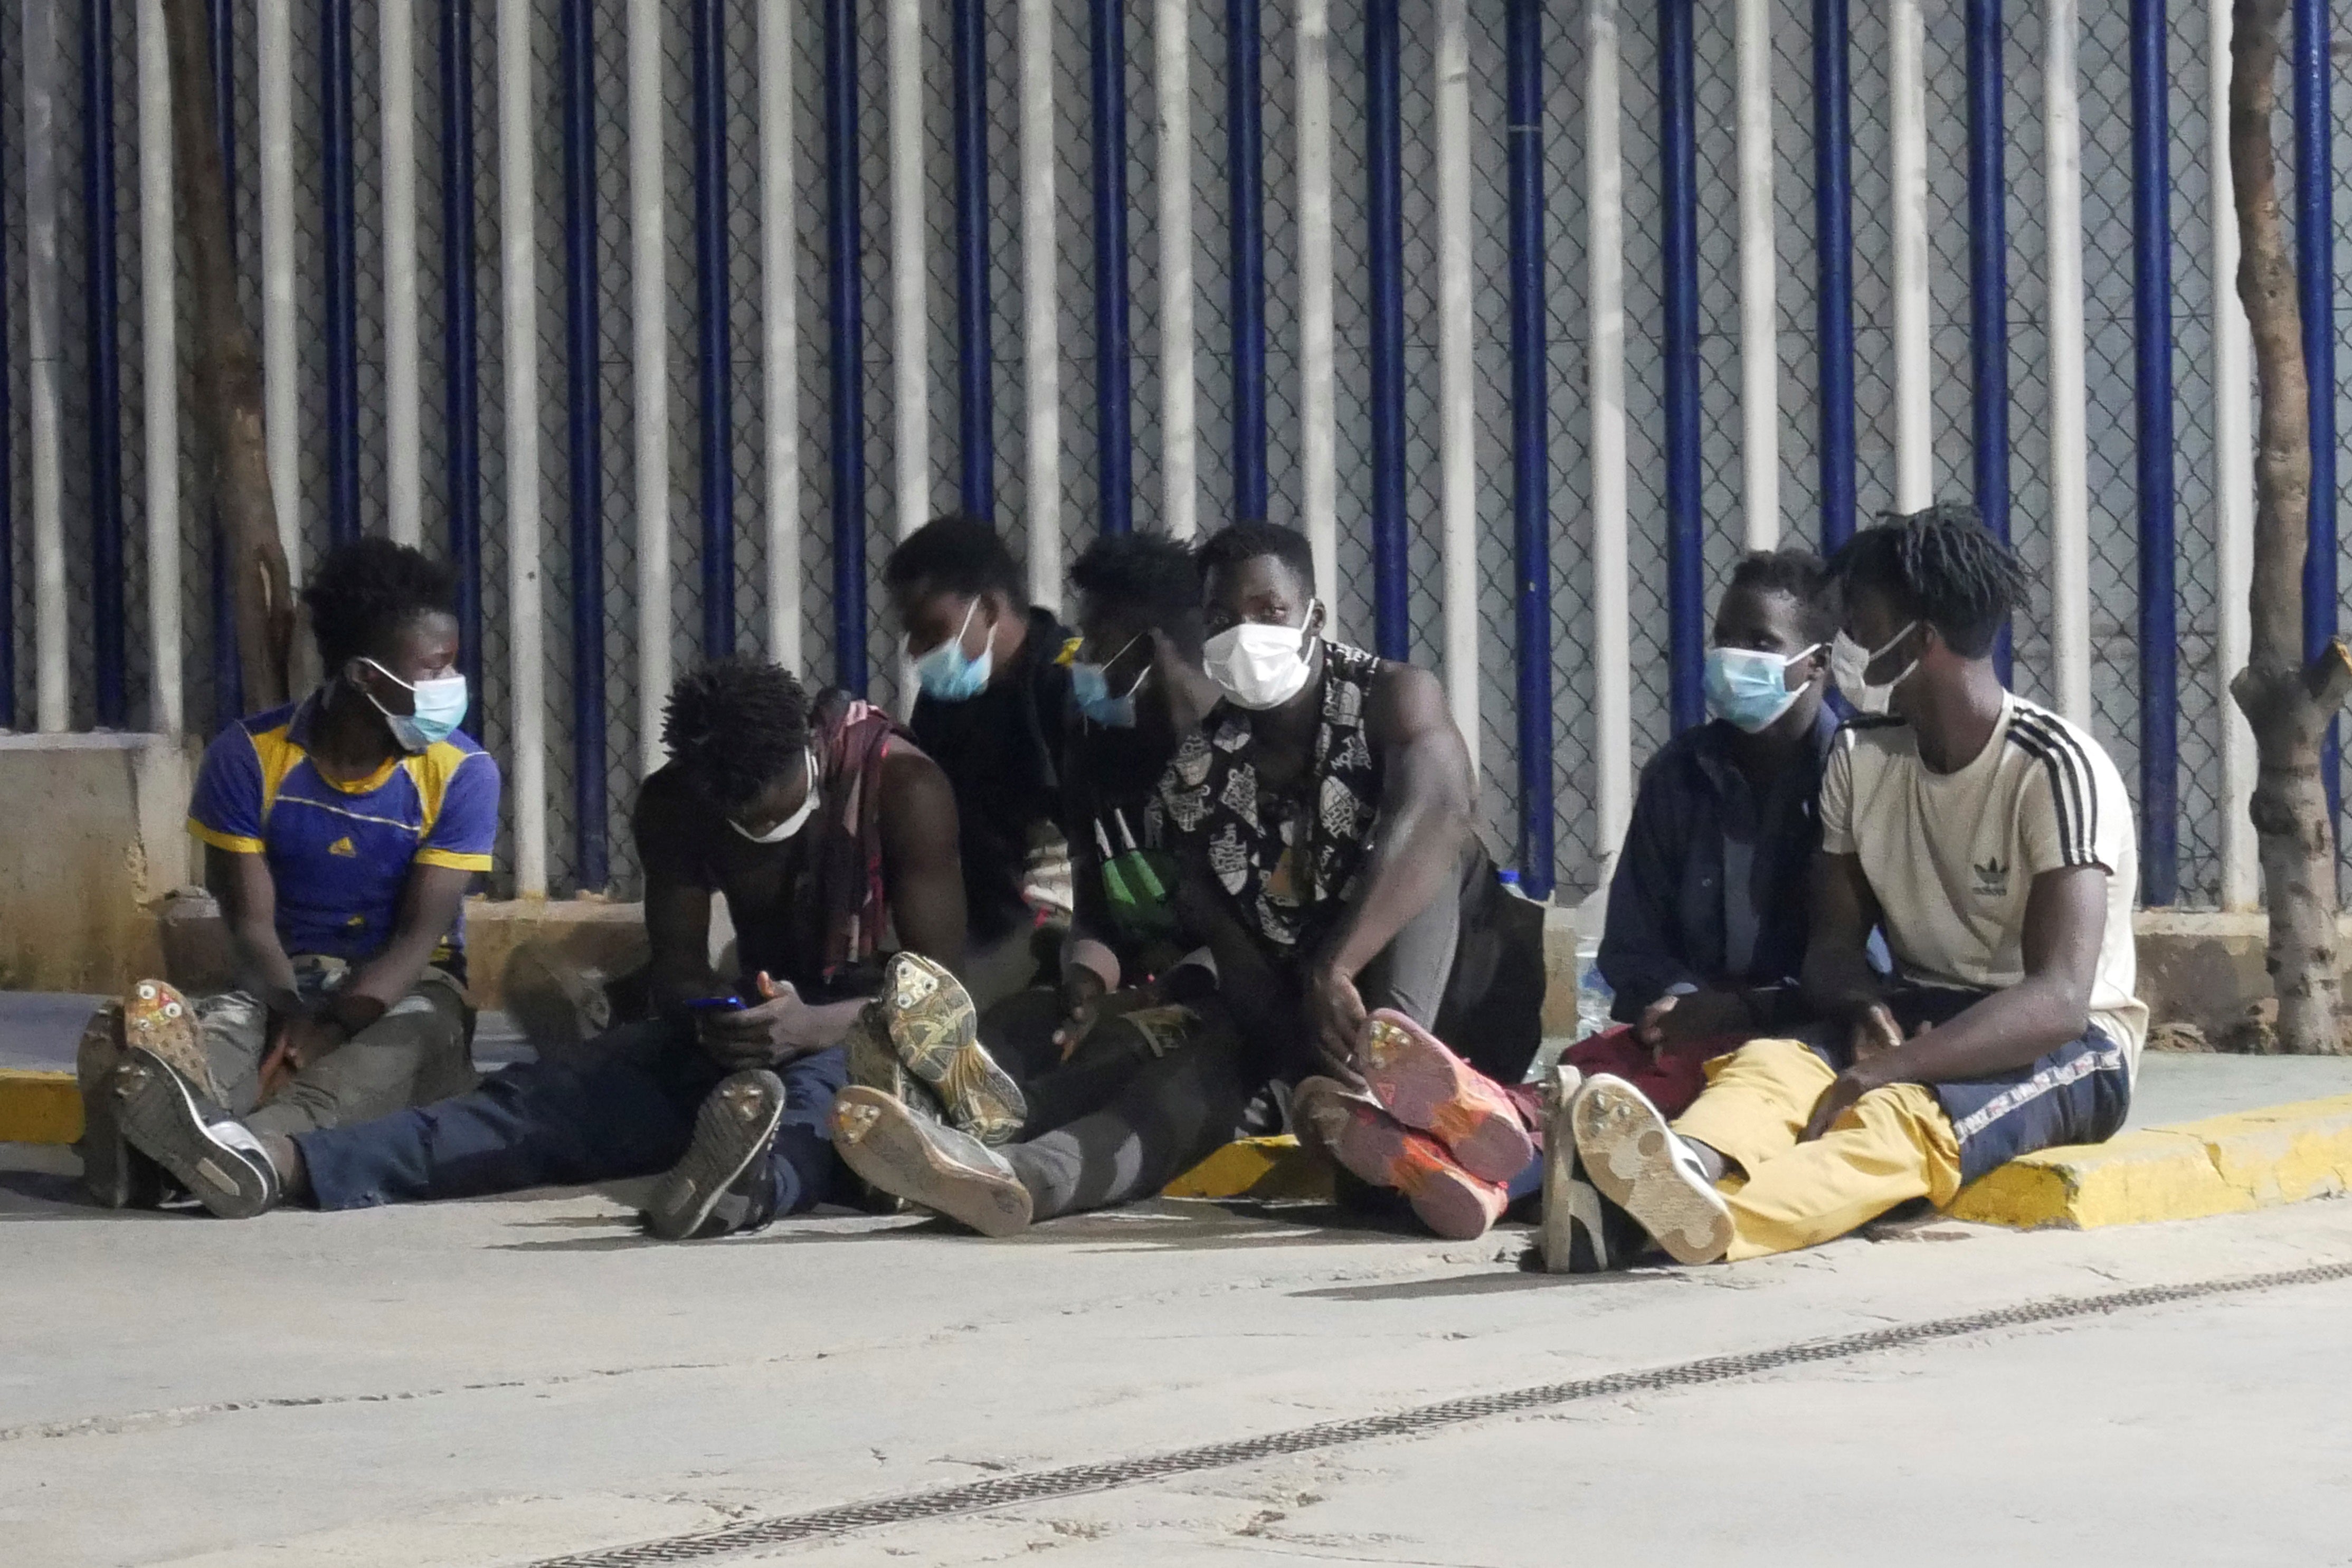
[1670,1038,1964,1262]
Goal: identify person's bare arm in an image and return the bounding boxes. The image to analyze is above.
[1308,664,1475,1068]
[1803,865,2108,1139]
[1800,850,1898,1056]
[206,845,302,1014]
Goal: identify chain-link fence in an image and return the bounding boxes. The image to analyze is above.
[3,0,2341,908]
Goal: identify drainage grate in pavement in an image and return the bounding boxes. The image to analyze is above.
[526,1259,2352,1567]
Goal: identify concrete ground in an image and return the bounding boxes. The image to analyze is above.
[5,1126,2351,1568]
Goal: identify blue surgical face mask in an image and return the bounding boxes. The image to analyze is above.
[1702,644,1819,733]
[1072,634,1148,728]
[359,659,470,752]
[912,600,993,702]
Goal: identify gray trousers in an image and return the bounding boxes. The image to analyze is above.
[197,959,478,1136]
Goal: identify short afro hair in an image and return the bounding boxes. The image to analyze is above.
[1725,547,1840,646]
[1069,531,1205,655]
[1195,520,1317,600]
[302,537,459,672]
[1833,501,2028,659]
[883,513,1025,605]
[660,657,813,809]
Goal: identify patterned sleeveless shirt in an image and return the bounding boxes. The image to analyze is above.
[1149,640,1384,952]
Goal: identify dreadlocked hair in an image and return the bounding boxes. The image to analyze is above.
[1070,531,1206,657]
[302,537,459,672]
[1833,500,2028,659]
[660,657,813,809]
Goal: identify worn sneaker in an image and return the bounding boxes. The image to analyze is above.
[1295,1076,1509,1241]
[109,1048,279,1219]
[641,1070,787,1241]
[877,953,1026,1145]
[1538,1066,1639,1272]
[121,979,223,1100]
[77,1000,165,1209]
[1569,1073,1733,1265]
[829,1085,1033,1238]
[1358,1010,1536,1184]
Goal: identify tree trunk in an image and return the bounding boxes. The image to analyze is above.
[2227,0,2352,1053]
[162,0,295,710]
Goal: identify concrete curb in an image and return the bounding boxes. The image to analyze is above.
[0,1070,83,1146]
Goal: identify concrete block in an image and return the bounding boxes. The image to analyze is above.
[0,734,191,993]
[0,1068,81,1144]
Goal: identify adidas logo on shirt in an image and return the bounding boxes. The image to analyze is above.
[328,836,358,858]
[1973,857,2010,897]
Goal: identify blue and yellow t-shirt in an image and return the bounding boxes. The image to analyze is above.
[187,697,501,977]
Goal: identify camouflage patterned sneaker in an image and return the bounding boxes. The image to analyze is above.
[841,1002,941,1214]
[876,953,1026,1146]
[830,1086,1033,1238]
[76,1000,164,1210]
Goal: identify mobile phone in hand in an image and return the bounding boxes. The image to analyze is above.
[685,994,746,1013]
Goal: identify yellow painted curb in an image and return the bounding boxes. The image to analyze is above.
[1164,1135,1334,1201]
[1948,1091,2352,1230]
[0,1069,82,1146]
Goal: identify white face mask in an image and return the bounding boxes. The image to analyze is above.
[1203,604,1320,710]
[1830,622,1920,716]
[728,748,821,844]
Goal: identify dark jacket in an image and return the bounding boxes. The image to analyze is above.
[909,606,1078,945]
[1598,706,1838,1025]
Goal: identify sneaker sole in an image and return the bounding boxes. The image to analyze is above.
[642,1071,787,1242]
[1307,1091,1503,1242]
[1570,1076,1733,1266]
[1539,1069,1600,1273]
[880,956,1027,1144]
[110,1052,273,1219]
[77,1002,162,1210]
[830,1087,1032,1239]
[1359,1011,1533,1184]
[122,980,223,1101]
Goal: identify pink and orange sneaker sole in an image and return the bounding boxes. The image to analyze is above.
[1358,1009,1535,1184]
[1295,1077,1508,1241]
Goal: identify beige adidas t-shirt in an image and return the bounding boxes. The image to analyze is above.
[1819,694,2147,1071]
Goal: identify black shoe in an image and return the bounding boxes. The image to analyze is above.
[109,1048,279,1219]
[77,1002,165,1209]
[642,1071,787,1241]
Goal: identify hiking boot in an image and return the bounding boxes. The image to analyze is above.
[876,953,1026,1145]
[1358,1010,1536,1184]
[1569,1073,1733,1265]
[1295,1076,1508,1241]
[641,1070,788,1241]
[77,1000,165,1209]
[829,1085,1033,1238]
[109,1048,279,1219]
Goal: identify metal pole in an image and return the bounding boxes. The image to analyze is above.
[259,0,298,581]
[1735,0,1778,550]
[137,0,179,736]
[1589,0,1631,854]
[2045,0,2091,724]
[952,0,995,521]
[1227,0,1267,526]
[825,0,867,692]
[383,0,423,547]
[1506,0,1552,897]
[207,0,242,720]
[441,0,482,717]
[1295,0,1339,613]
[558,0,606,888]
[1017,0,1061,611]
[1155,0,1199,541]
[1660,0,1703,734]
[2295,0,2339,831]
[757,0,801,668]
[1814,0,1855,552]
[1436,0,1478,773]
[83,0,126,725]
[496,0,545,894]
[1089,0,1134,536]
[2211,0,2256,907]
[322,0,359,544]
[887,0,927,543]
[1890,0,1931,510]
[26,0,68,731]
[1966,0,2012,679]
[692,0,733,656]
[2130,0,2176,905]
[1,15,15,730]
[1363,0,1405,654]
[627,0,668,761]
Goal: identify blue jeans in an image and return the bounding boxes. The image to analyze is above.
[293,1018,847,1214]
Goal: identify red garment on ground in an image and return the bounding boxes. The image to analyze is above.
[1499,1024,1720,1142]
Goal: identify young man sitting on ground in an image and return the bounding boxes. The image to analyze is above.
[885,514,1079,1011]
[1564,503,2142,1265]
[1543,548,1846,1268]
[111,658,982,1241]
[83,538,499,1209]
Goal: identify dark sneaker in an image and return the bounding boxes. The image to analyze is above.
[642,1071,787,1241]
[830,1085,1033,1238]
[1295,1076,1509,1241]
[1570,1073,1733,1265]
[877,953,1026,1145]
[77,1001,164,1209]
[1358,1010,1537,1184]
[109,1048,279,1219]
